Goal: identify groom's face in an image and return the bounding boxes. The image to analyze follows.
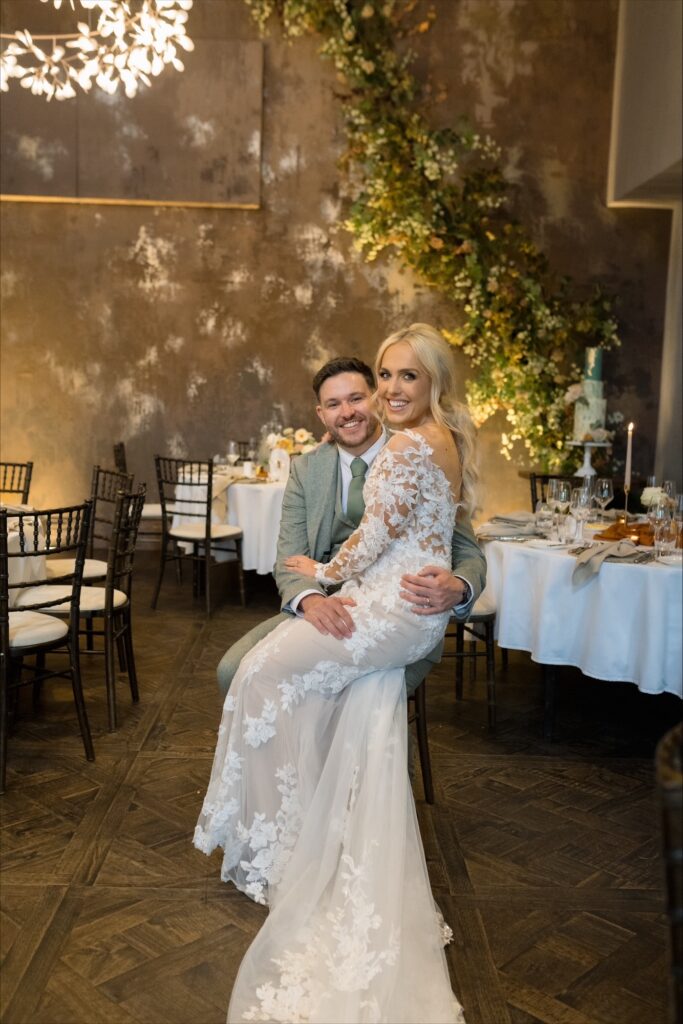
[316,372,381,455]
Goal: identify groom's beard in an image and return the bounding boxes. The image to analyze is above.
[326,417,381,451]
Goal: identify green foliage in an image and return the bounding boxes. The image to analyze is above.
[245,0,620,470]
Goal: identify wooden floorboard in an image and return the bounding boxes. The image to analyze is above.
[1,553,680,1024]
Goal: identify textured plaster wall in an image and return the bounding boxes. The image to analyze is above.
[0,0,672,519]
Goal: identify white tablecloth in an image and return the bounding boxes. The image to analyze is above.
[227,481,286,574]
[484,540,682,697]
[172,473,286,575]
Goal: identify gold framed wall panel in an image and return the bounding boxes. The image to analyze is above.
[0,39,263,209]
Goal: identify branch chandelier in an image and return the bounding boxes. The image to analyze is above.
[0,0,194,101]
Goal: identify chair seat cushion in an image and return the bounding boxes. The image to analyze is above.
[140,503,162,520]
[14,585,128,614]
[9,610,69,649]
[169,523,242,541]
[45,558,108,581]
[469,590,497,619]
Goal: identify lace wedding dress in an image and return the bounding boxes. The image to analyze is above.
[195,430,466,1023]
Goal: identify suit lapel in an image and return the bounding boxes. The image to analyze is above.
[306,445,340,560]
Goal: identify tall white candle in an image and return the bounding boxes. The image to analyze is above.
[624,422,634,489]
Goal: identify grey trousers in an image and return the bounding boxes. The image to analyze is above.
[216,611,443,700]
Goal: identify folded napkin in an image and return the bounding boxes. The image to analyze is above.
[572,540,637,585]
[478,511,537,538]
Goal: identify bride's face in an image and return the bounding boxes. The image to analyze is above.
[377,342,432,428]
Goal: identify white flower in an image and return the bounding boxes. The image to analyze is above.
[641,486,664,508]
[563,383,584,405]
[294,428,311,444]
[265,432,281,447]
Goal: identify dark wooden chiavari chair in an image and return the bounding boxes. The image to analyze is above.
[0,461,33,505]
[0,501,94,792]
[152,456,245,616]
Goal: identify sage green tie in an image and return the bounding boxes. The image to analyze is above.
[347,457,367,527]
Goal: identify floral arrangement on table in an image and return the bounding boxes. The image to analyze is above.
[244,0,620,473]
[640,486,665,508]
[259,427,318,467]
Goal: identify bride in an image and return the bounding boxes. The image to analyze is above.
[195,324,476,1023]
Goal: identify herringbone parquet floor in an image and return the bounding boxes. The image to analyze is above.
[1,554,680,1024]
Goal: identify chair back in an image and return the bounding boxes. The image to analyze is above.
[0,502,93,656]
[105,485,146,604]
[89,465,133,557]
[113,442,128,475]
[154,457,213,540]
[0,461,33,505]
[656,722,683,1024]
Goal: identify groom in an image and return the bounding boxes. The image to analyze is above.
[217,356,486,698]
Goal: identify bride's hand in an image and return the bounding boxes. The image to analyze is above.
[284,555,321,578]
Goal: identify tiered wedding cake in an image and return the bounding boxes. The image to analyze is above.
[573,347,607,441]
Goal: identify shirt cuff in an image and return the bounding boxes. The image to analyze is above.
[288,589,321,616]
[453,575,473,609]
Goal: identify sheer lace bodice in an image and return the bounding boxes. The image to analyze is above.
[194,428,466,1023]
[317,428,457,590]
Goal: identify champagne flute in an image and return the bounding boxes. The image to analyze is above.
[594,478,613,522]
[662,480,676,508]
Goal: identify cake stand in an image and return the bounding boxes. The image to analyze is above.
[567,440,610,477]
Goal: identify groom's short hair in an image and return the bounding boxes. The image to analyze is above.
[312,357,375,398]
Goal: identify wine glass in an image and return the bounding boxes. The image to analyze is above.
[547,479,571,513]
[570,486,592,543]
[594,478,613,522]
[226,440,240,467]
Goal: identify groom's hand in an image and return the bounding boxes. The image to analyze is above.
[401,566,467,615]
[299,593,357,639]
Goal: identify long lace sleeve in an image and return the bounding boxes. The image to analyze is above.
[315,434,421,585]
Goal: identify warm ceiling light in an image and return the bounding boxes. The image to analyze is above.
[0,0,194,101]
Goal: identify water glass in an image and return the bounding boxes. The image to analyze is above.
[648,492,672,528]
[594,477,613,522]
[535,501,554,537]
[646,475,657,488]
[570,487,592,542]
[654,518,677,561]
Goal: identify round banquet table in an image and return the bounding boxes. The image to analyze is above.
[226,480,287,575]
[172,472,287,576]
[484,540,682,697]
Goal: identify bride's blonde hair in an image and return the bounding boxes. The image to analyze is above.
[375,323,478,514]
